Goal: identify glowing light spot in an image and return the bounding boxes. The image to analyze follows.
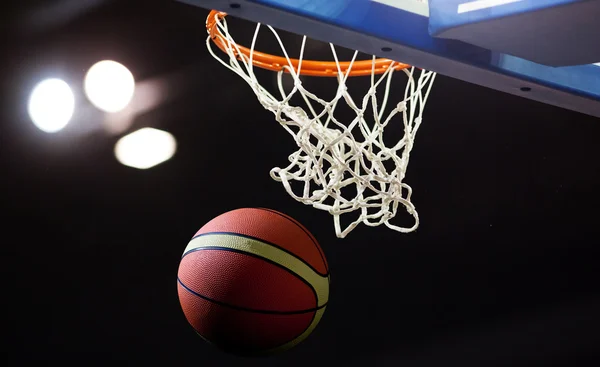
[85,60,135,113]
[28,78,75,133]
[114,128,177,169]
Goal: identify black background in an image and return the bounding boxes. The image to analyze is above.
[3,1,599,365]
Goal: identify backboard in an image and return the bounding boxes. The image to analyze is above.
[177,0,600,118]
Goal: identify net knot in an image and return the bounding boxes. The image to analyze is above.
[206,14,436,238]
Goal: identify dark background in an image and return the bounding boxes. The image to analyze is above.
[3,1,599,365]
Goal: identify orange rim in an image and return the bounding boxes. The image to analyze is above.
[207,10,411,77]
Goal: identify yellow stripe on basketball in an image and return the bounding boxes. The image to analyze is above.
[185,234,329,307]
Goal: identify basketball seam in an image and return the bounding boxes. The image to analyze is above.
[178,277,326,314]
[256,207,328,272]
[189,316,316,356]
[181,246,321,310]
[265,306,319,353]
[187,231,329,277]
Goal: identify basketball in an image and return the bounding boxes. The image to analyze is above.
[177,208,330,356]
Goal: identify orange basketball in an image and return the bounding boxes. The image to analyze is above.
[177,208,330,356]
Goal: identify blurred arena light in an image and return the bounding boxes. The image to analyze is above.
[114,128,177,169]
[102,65,204,135]
[85,60,135,113]
[28,78,75,133]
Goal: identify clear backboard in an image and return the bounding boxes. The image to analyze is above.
[177,0,600,118]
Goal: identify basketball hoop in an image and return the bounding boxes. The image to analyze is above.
[206,10,437,238]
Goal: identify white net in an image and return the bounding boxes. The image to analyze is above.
[207,13,436,238]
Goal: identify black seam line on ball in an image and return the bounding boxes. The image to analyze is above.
[177,277,328,315]
[181,246,321,309]
[186,231,329,277]
[255,207,328,272]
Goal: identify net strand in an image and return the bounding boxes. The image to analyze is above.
[207,13,437,238]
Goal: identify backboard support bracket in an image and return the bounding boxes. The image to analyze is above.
[178,0,600,118]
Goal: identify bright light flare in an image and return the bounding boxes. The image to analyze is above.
[85,60,135,113]
[28,78,75,133]
[114,128,177,169]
